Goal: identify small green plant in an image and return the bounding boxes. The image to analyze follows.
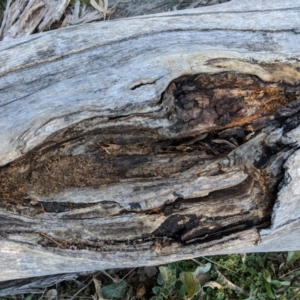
[149,252,300,300]
[150,263,212,300]
[101,280,128,299]
[1,252,300,299]
[198,252,300,300]
[151,265,177,300]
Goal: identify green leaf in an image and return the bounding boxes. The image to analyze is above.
[265,281,275,299]
[152,266,177,299]
[179,272,201,300]
[157,273,164,285]
[152,286,161,295]
[245,285,258,300]
[25,294,34,300]
[101,280,127,299]
[279,281,291,286]
[193,263,211,276]
[287,251,300,264]
[158,266,177,288]
[270,280,291,288]
[150,296,163,300]
[270,280,282,288]
[158,266,173,285]
[179,284,188,299]
[160,287,172,298]
[263,269,272,282]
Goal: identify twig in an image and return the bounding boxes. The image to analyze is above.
[44,165,53,176]
[100,269,117,282]
[211,139,237,149]
[69,278,93,300]
[70,272,100,300]
[122,268,136,280]
[182,133,208,145]
[214,266,249,296]
[38,232,64,248]
[279,267,300,279]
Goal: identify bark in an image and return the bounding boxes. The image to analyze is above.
[0,0,300,294]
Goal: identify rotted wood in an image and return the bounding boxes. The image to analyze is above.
[0,0,300,292]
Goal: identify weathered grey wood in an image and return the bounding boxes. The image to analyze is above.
[0,0,300,293]
[0,0,70,40]
[0,0,229,39]
[109,0,229,19]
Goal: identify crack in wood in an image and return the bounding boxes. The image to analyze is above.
[0,71,299,253]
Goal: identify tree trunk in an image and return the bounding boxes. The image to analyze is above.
[1,0,300,293]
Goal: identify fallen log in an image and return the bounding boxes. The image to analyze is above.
[0,0,227,40]
[0,0,300,294]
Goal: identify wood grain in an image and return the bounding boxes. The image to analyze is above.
[0,0,300,291]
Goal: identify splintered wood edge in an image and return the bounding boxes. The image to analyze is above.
[0,0,70,40]
[258,147,300,250]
